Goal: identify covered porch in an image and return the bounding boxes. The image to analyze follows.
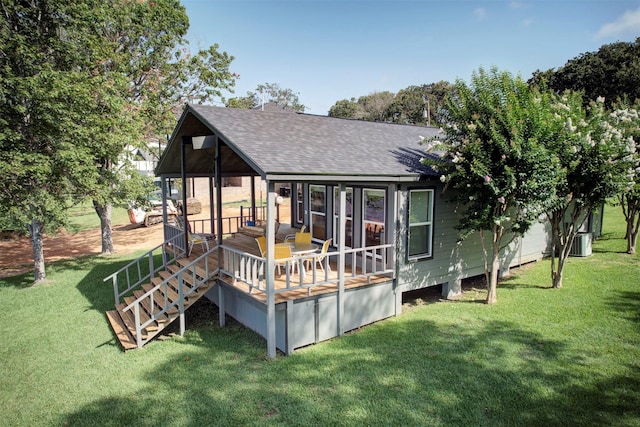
[155,105,404,358]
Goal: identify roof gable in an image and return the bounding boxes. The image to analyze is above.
[156,104,440,181]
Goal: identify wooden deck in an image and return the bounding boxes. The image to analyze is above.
[189,230,393,305]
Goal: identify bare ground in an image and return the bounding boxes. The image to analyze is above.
[0,205,253,279]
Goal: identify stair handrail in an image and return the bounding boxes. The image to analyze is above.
[104,232,185,306]
[122,244,218,348]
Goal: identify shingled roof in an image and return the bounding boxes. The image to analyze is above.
[156,104,441,182]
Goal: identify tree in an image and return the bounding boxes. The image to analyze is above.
[0,0,109,282]
[328,81,453,125]
[227,82,305,112]
[611,102,640,254]
[387,81,453,126]
[544,93,635,287]
[423,67,561,304]
[529,38,640,108]
[0,0,237,284]
[355,91,395,122]
[328,98,359,118]
[86,0,236,254]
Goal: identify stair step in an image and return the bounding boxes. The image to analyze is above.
[133,290,172,322]
[166,265,198,286]
[123,297,165,331]
[105,310,138,350]
[176,259,212,280]
[106,252,218,351]
[116,303,152,339]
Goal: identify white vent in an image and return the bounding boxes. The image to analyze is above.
[569,232,592,257]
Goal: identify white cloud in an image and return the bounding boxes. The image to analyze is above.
[474,7,487,21]
[596,6,640,39]
[521,17,534,27]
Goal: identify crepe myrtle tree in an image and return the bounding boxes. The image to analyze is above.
[611,102,640,255]
[423,67,561,304]
[546,94,637,287]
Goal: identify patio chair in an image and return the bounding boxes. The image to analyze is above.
[177,216,214,256]
[284,225,307,242]
[313,238,333,273]
[274,243,293,276]
[255,236,267,257]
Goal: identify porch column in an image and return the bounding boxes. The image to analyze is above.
[216,139,225,327]
[161,175,169,224]
[266,181,277,359]
[209,176,215,237]
[180,136,190,252]
[337,184,346,336]
[250,176,256,222]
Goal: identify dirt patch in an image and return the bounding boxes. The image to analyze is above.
[0,205,258,279]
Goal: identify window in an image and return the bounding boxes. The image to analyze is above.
[333,187,353,248]
[309,185,326,240]
[408,189,434,260]
[296,183,303,224]
[363,188,385,247]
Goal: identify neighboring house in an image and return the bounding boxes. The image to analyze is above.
[141,104,554,358]
[129,145,159,176]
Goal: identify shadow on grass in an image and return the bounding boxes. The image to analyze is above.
[75,253,150,313]
[607,291,640,327]
[0,271,36,289]
[60,295,640,426]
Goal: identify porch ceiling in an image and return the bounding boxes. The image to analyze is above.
[155,111,258,178]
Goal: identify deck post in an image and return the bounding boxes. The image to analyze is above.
[251,176,256,223]
[180,136,190,253]
[215,138,226,327]
[178,273,185,336]
[337,184,346,336]
[266,181,277,359]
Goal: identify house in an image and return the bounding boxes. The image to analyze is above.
[105,105,552,358]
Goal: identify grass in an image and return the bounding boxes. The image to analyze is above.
[0,204,639,426]
[66,202,130,233]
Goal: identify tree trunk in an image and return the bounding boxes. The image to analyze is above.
[486,253,499,304]
[93,200,114,255]
[552,255,565,288]
[485,227,502,305]
[628,226,639,255]
[549,215,559,289]
[626,212,640,255]
[552,235,574,289]
[28,218,46,283]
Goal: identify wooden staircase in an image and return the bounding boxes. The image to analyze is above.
[106,251,218,350]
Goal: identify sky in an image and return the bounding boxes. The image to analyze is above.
[182,0,640,115]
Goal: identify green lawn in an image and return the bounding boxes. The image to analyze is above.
[0,205,638,426]
[67,203,130,233]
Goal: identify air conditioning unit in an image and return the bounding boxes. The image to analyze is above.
[569,232,592,257]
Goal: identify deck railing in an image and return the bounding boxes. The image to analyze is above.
[104,231,185,306]
[179,205,266,238]
[220,245,266,293]
[122,246,218,348]
[219,243,395,296]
